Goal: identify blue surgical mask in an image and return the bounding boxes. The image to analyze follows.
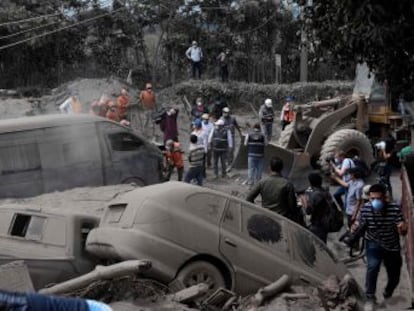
[371,198,384,211]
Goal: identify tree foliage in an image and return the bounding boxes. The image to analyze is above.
[0,0,347,89]
[307,1,414,96]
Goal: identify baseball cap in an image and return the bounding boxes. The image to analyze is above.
[193,119,202,128]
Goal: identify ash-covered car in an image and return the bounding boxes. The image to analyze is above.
[86,182,350,295]
[0,205,99,289]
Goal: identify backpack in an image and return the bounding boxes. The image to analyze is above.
[152,108,166,124]
[352,157,370,179]
[324,191,344,232]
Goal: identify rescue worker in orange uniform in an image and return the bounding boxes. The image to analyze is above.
[164,140,184,181]
[139,83,156,136]
[106,100,120,122]
[117,87,130,120]
[280,96,295,130]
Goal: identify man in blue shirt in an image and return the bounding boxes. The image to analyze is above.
[330,149,354,210]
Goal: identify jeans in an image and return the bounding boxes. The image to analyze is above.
[365,240,402,299]
[166,166,183,181]
[260,123,273,143]
[192,61,202,79]
[219,65,229,82]
[213,150,227,177]
[227,146,235,165]
[309,224,328,244]
[247,156,264,185]
[334,185,347,210]
[184,166,203,186]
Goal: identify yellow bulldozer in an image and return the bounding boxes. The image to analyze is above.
[232,63,411,190]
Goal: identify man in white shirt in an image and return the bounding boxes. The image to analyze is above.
[185,41,203,79]
[201,113,214,168]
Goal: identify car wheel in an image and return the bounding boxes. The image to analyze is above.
[176,261,225,291]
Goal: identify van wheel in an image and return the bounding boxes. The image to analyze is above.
[121,177,145,187]
[176,261,225,292]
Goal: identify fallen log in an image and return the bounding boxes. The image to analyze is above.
[39,260,151,295]
[280,293,309,300]
[168,283,209,304]
[245,274,291,310]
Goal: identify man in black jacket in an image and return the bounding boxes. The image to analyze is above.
[246,156,304,226]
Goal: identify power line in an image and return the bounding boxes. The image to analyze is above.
[233,11,279,36]
[0,3,114,41]
[0,8,125,52]
[0,20,61,40]
[0,13,62,28]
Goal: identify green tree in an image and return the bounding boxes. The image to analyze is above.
[306,1,414,96]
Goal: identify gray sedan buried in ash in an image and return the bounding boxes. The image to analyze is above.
[86,181,351,295]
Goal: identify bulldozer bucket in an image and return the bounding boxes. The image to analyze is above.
[232,135,313,191]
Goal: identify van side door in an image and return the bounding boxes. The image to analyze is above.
[0,130,44,198]
[40,124,104,192]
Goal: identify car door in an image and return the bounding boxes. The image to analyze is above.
[286,222,346,284]
[219,200,291,295]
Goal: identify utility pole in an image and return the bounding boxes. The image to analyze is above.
[299,4,308,82]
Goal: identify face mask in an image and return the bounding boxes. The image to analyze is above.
[371,198,384,211]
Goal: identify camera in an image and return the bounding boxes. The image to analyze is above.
[325,156,335,163]
[339,224,366,247]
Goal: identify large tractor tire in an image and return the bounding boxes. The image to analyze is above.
[278,122,295,148]
[319,129,374,172]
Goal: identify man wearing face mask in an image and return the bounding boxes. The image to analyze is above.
[352,183,407,304]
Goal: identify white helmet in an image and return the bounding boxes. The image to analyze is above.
[222,107,230,113]
[265,98,272,108]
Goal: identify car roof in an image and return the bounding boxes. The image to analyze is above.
[116,181,237,203]
[0,204,99,220]
[113,182,300,225]
[0,114,116,134]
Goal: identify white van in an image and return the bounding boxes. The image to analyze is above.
[0,114,164,198]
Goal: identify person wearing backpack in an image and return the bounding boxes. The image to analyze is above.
[330,149,354,210]
[305,173,330,243]
[332,166,364,228]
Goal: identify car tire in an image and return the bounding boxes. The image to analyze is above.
[176,261,225,291]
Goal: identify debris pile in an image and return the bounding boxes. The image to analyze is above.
[33,262,361,311]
